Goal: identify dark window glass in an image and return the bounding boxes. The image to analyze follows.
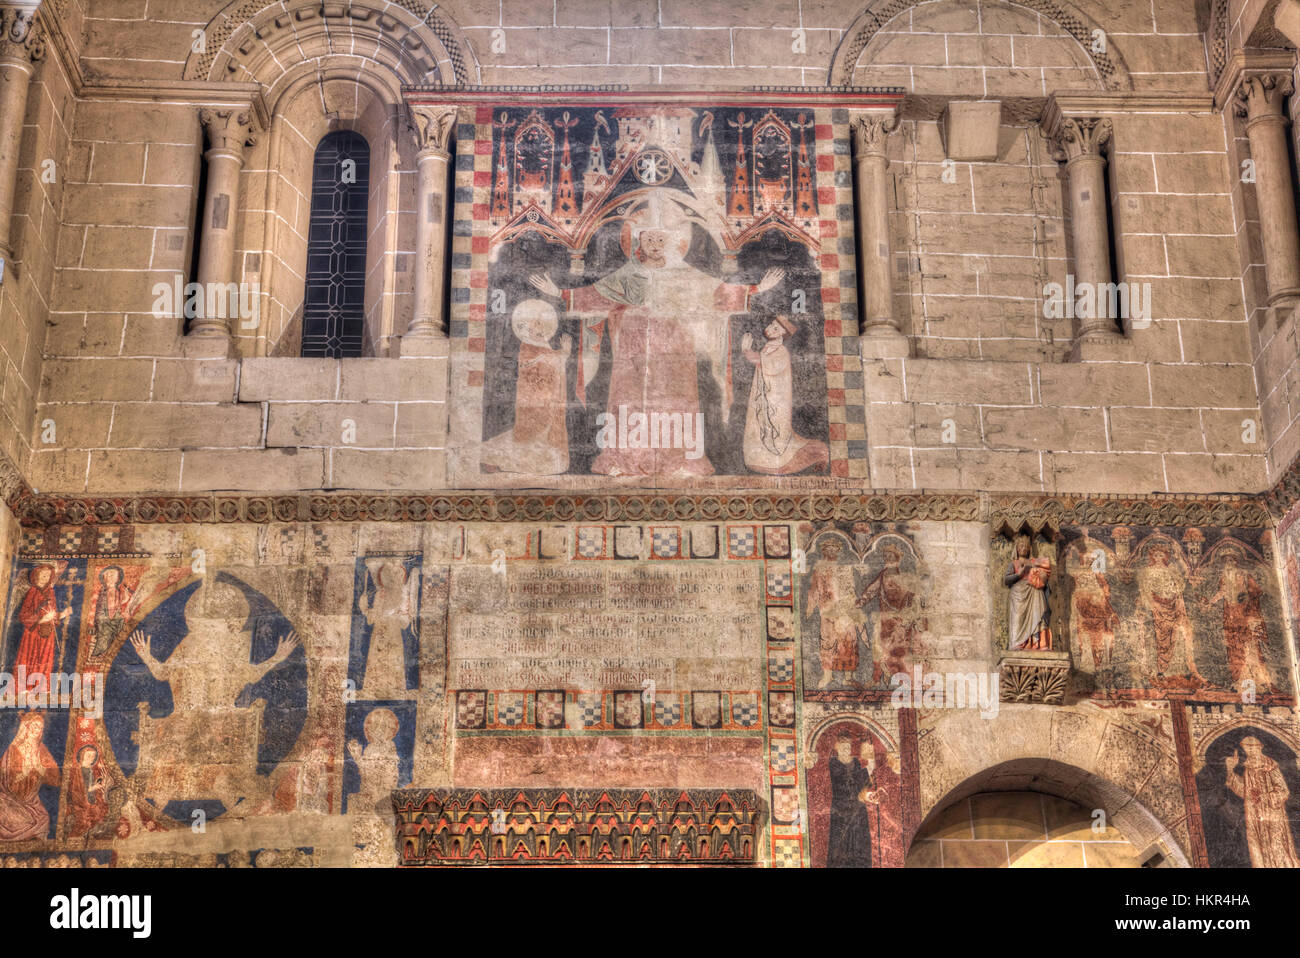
[302,131,369,357]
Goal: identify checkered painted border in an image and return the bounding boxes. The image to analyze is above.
[455,522,793,564]
[763,537,801,866]
[454,688,764,732]
[19,524,143,557]
[449,104,863,482]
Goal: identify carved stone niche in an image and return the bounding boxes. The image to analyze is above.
[991,520,1070,705]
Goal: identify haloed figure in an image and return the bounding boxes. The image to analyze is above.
[0,712,59,842]
[1005,535,1051,650]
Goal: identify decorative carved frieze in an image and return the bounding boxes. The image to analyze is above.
[999,652,1071,705]
[393,788,763,865]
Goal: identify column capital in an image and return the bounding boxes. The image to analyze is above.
[0,4,45,65]
[407,104,459,159]
[1044,116,1112,164]
[850,110,899,160]
[199,107,257,157]
[1233,72,1294,123]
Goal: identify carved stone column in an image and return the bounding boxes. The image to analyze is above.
[1046,115,1117,349]
[0,3,45,281]
[403,104,457,355]
[851,111,906,359]
[1235,73,1300,308]
[191,108,256,344]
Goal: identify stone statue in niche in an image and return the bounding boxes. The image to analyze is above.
[1004,534,1053,650]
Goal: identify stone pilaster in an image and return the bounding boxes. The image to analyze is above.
[851,110,906,359]
[190,107,256,348]
[0,2,45,278]
[1234,72,1300,308]
[1045,114,1118,351]
[402,104,458,355]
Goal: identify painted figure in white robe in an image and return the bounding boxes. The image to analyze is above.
[1224,736,1300,867]
[358,559,418,700]
[347,707,400,816]
[481,300,571,475]
[739,316,829,475]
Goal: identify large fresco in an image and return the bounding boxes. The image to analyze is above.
[451,100,863,485]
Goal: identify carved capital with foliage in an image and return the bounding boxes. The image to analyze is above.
[1233,72,1294,123]
[199,108,257,157]
[1046,116,1112,164]
[850,112,899,160]
[0,4,44,64]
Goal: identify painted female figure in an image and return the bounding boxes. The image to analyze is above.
[0,713,60,842]
[66,744,108,838]
[1206,554,1274,693]
[88,565,135,659]
[359,560,417,700]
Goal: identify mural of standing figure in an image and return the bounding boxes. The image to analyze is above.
[481,300,571,475]
[827,736,880,868]
[860,545,925,684]
[128,583,300,813]
[347,708,400,816]
[358,559,419,700]
[88,566,138,659]
[14,564,71,692]
[66,744,108,838]
[1004,535,1052,650]
[739,316,829,475]
[1224,736,1300,867]
[1136,545,1204,682]
[528,193,784,477]
[806,539,865,689]
[1204,554,1275,694]
[1069,546,1118,674]
[0,713,59,842]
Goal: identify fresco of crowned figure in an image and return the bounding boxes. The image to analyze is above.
[124,580,301,817]
[528,192,784,478]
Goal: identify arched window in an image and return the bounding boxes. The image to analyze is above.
[302,131,370,357]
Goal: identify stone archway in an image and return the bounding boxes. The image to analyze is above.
[827,0,1132,90]
[914,705,1192,866]
[907,759,1185,866]
[182,0,478,86]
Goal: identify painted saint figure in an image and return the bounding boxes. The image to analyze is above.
[1136,545,1204,682]
[128,582,300,812]
[481,299,571,475]
[1069,546,1118,674]
[806,539,865,689]
[0,713,59,842]
[347,707,400,816]
[860,545,925,685]
[1224,736,1300,867]
[739,316,829,475]
[827,736,880,868]
[66,744,108,839]
[1205,554,1275,693]
[358,559,418,700]
[13,564,71,692]
[88,565,136,659]
[1004,535,1052,650]
[529,193,784,477]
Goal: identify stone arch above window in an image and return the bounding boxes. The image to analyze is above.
[828,0,1131,92]
[182,0,478,86]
